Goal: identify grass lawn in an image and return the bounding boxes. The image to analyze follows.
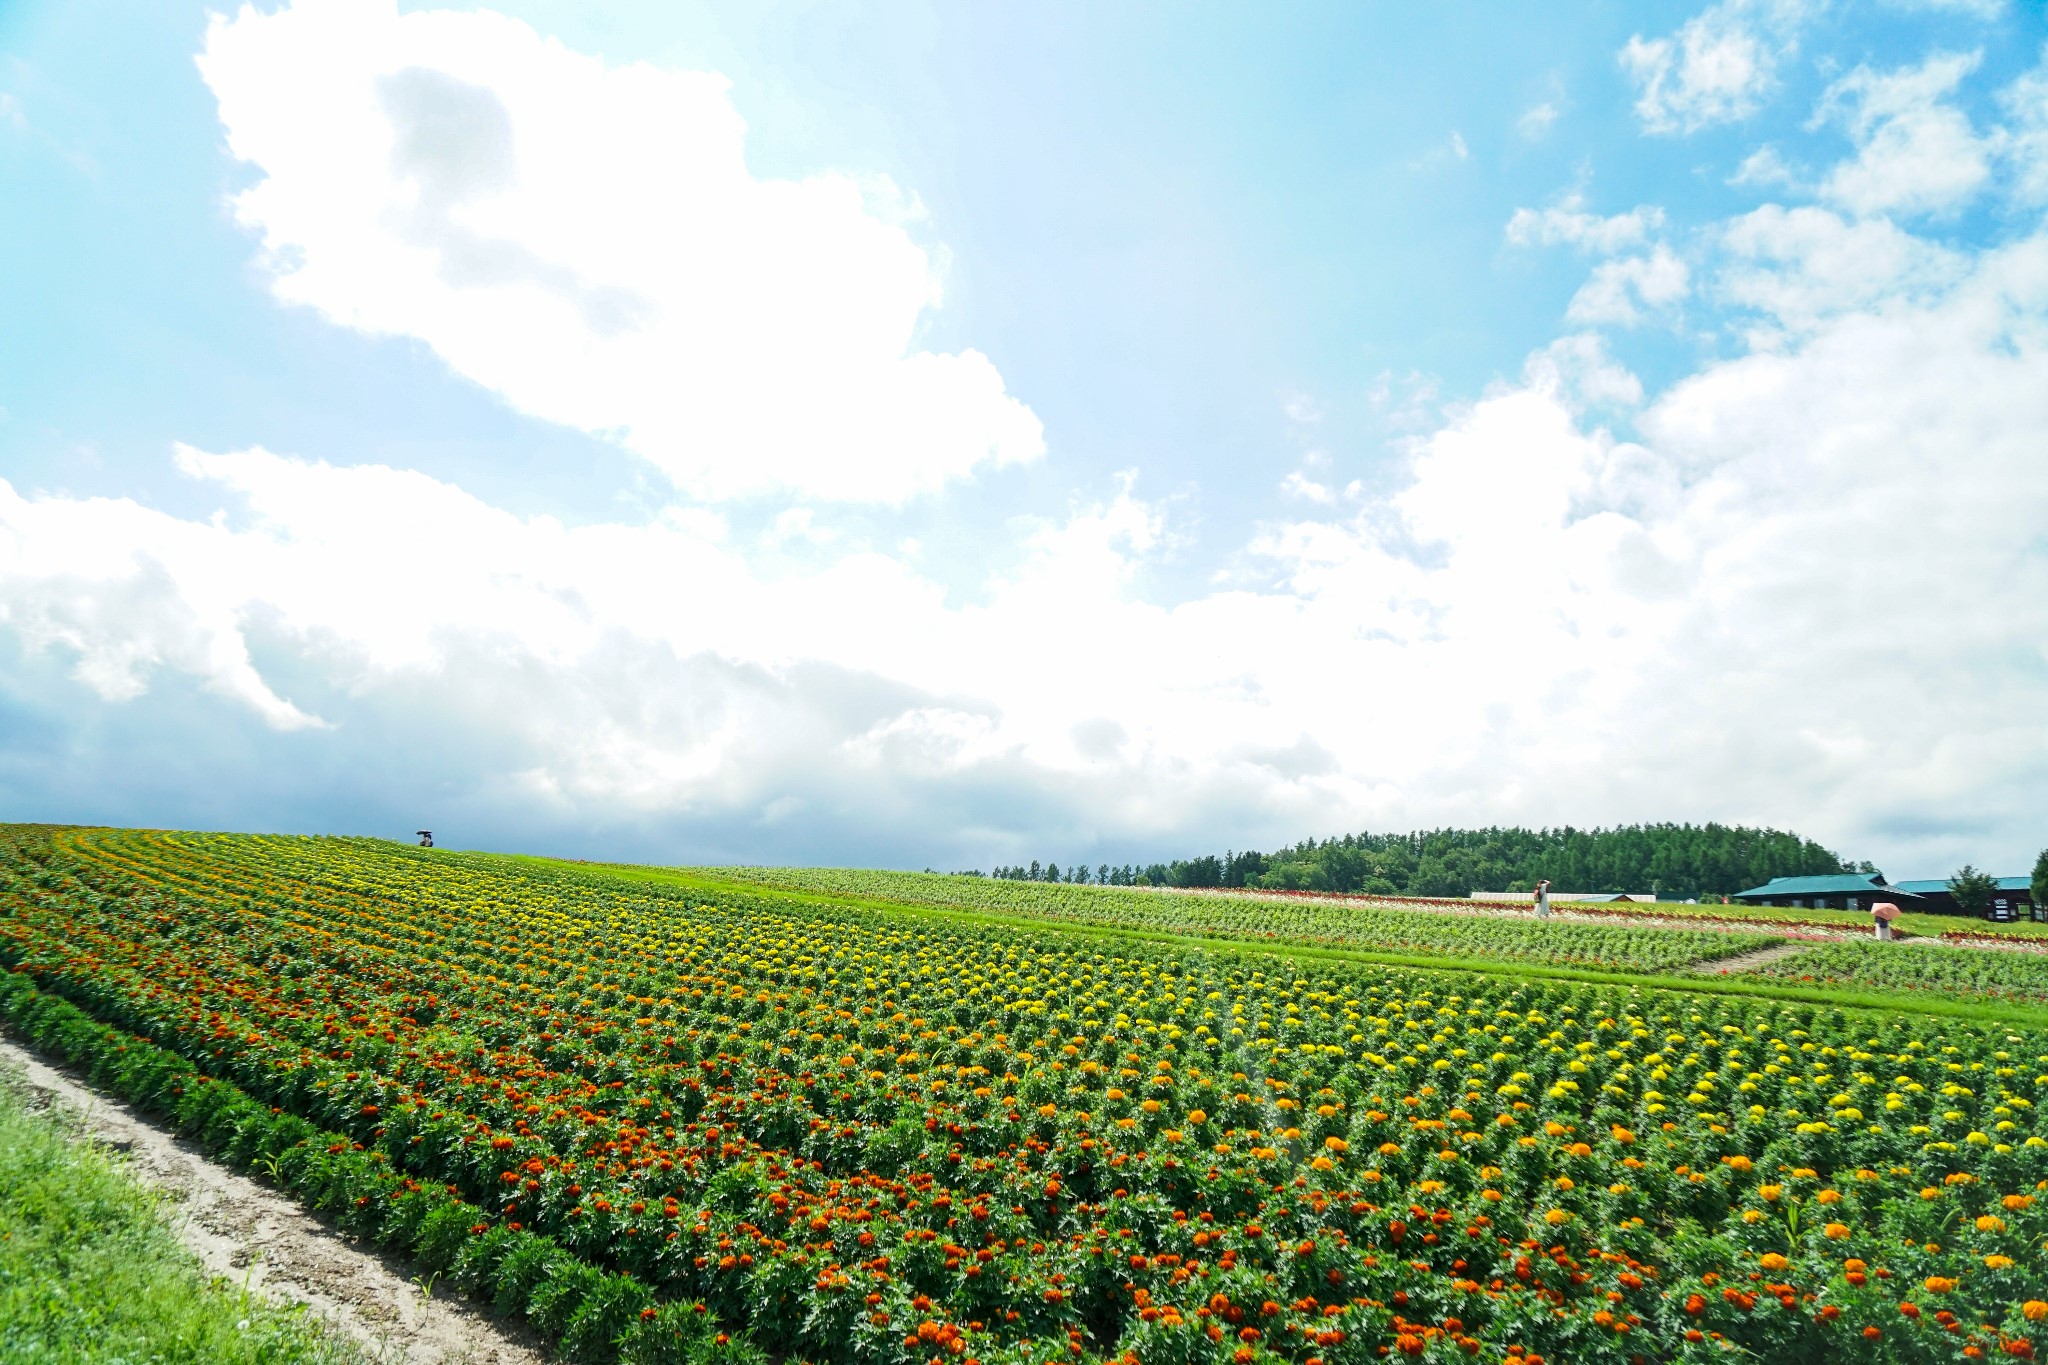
[0,1069,363,1365]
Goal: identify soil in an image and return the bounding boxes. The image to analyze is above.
[0,1036,547,1365]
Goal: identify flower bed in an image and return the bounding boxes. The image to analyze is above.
[3,826,2045,1365]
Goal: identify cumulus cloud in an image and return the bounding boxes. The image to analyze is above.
[1729,144,1802,189]
[1718,205,1968,330]
[1505,195,1666,253]
[2003,46,2048,205]
[1620,0,1810,135]
[7,215,2047,869]
[1566,246,1692,325]
[1814,51,1993,217]
[196,0,1042,502]
[1517,102,1561,139]
[1881,0,2002,15]
[7,0,2048,877]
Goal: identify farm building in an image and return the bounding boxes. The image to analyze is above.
[1469,890,1656,904]
[1729,872,1929,913]
[1890,876,2039,922]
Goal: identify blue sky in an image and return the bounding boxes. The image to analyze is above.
[3,0,2046,877]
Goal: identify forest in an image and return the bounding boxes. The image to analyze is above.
[987,821,1862,899]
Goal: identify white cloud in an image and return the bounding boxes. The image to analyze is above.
[1523,333,1645,409]
[1621,0,1810,135]
[1517,102,1561,140]
[1881,0,2002,16]
[1279,471,1338,504]
[1505,195,1666,253]
[10,219,2045,870]
[1566,246,1692,325]
[9,1,2048,875]
[196,0,1042,502]
[1718,205,1968,330]
[1730,144,1801,189]
[1815,51,1992,217]
[2003,46,2048,205]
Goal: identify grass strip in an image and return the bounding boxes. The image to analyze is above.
[0,966,760,1365]
[475,853,2048,1032]
[0,1066,363,1365]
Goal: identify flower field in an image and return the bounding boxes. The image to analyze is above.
[1748,941,2048,1006]
[695,868,1780,975]
[3,827,2047,1364]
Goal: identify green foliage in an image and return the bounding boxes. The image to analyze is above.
[998,822,1855,898]
[705,865,1782,973]
[0,968,753,1365]
[1749,939,2048,1005]
[8,825,2048,1365]
[1949,864,2000,918]
[2034,847,2048,917]
[0,1073,362,1364]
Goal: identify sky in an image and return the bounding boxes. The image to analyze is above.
[2,0,2046,879]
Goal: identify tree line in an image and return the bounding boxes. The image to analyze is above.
[983,822,1863,900]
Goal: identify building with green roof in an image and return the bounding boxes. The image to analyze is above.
[1729,873,1927,912]
[1891,876,2038,922]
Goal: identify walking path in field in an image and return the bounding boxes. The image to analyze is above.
[0,1036,544,1365]
[1160,884,2048,952]
[1693,941,1815,975]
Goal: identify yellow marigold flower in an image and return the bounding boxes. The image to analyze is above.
[1923,1276,1957,1294]
[1985,1255,2014,1270]
[1760,1253,1790,1271]
[1543,1209,1571,1226]
[2023,1300,2048,1322]
[1324,1136,1348,1152]
[1823,1223,1850,1240]
[1974,1215,2005,1233]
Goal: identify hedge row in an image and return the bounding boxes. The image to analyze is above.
[0,967,761,1365]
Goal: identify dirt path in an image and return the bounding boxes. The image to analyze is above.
[1695,941,1814,975]
[0,1036,546,1365]
[1157,885,2048,951]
